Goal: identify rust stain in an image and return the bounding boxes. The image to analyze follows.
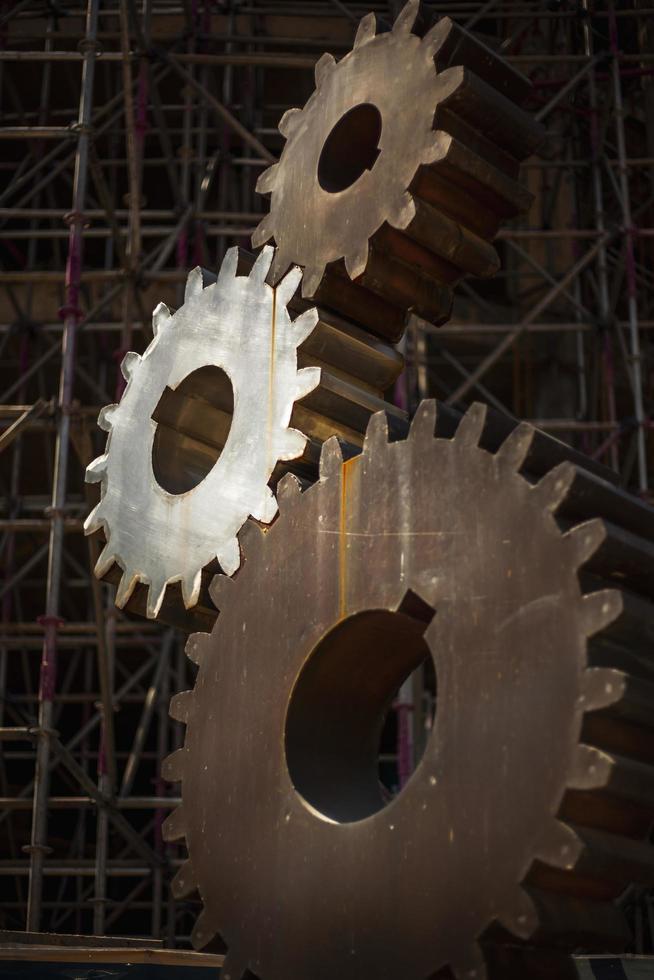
[339,456,355,620]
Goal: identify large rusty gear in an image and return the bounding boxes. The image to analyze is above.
[163,402,654,979]
[253,1,543,338]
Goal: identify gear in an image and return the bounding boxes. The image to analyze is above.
[253,1,543,337]
[84,246,324,620]
[85,246,406,626]
[164,401,654,979]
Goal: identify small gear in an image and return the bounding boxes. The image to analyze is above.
[253,1,543,336]
[84,246,322,619]
[163,402,654,978]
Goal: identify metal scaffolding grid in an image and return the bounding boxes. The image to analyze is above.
[0,0,653,947]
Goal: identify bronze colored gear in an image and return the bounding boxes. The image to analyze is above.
[163,402,654,979]
[253,1,544,339]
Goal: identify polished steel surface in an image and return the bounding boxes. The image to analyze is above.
[84,246,320,618]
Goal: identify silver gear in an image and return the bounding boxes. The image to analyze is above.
[84,246,320,619]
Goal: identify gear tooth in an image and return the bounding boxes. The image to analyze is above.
[292,308,319,346]
[161,804,186,843]
[451,944,487,980]
[217,535,241,577]
[152,301,171,337]
[184,266,204,304]
[314,51,336,88]
[275,264,303,307]
[568,744,613,791]
[280,427,308,462]
[424,129,452,166]
[238,520,265,563]
[580,666,627,713]
[393,0,420,35]
[221,948,250,980]
[534,820,582,870]
[120,350,141,382]
[353,11,376,48]
[268,247,292,287]
[146,578,167,619]
[172,859,198,900]
[563,517,606,568]
[217,246,239,285]
[423,15,452,57]
[161,747,185,783]
[85,454,108,485]
[363,410,389,457]
[169,689,195,724]
[295,365,321,401]
[208,572,236,611]
[250,245,275,283]
[319,436,344,482]
[579,588,623,639]
[83,501,104,536]
[94,543,115,579]
[251,485,278,524]
[455,402,487,447]
[251,215,273,250]
[498,890,539,940]
[191,909,215,952]
[410,399,437,441]
[115,569,139,610]
[494,422,535,472]
[344,244,369,281]
[278,106,302,138]
[387,190,416,231]
[301,263,325,299]
[532,462,576,514]
[255,163,279,195]
[277,472,302,511]
[185,630,211,666]
[180,569,203,610]
[98,404,118,432]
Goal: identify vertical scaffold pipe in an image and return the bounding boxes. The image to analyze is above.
[26,0,100,932]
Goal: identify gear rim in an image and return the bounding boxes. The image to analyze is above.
[163,401,630,980]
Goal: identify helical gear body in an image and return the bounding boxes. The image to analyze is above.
[253,0,543,338]
[163,402,654,979]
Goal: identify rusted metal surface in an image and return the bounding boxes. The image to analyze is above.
[253,0,543,335]
[164,401,654,979]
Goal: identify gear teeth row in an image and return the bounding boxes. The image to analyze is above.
[254,0,543,338]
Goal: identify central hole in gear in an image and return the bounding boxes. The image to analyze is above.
[151,365,234,495]
[284,593,437,824]
[317,103,383,193]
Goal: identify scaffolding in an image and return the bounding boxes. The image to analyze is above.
[0,0,653,946]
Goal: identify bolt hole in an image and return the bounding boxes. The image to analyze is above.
[317,103,382,193]
[151,365,234,495]
[285,594,436,824]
